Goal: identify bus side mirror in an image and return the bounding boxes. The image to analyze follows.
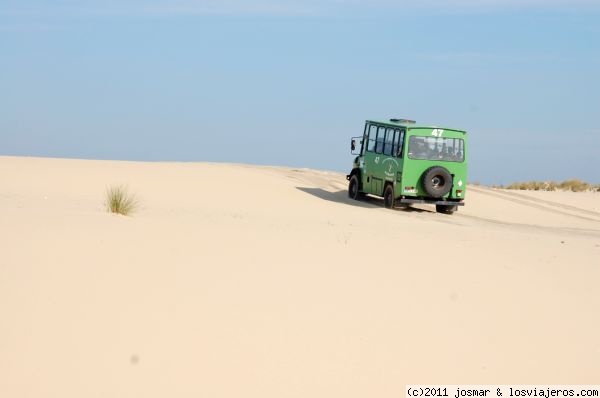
[351,139,356,151]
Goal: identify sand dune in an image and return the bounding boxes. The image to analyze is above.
[1,156,599,397]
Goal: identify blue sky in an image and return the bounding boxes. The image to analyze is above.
[1,0,599,184]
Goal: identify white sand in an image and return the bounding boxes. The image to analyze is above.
[1,156,599,396]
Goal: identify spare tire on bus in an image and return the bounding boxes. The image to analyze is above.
[422,166,452,198]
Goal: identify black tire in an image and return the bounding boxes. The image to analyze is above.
[383,184,395,209]
[436,204,458,214]
[348,174,362,200]
[422,166,452,198]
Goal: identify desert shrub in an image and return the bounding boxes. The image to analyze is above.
[506,181,544,190]
[106,185,138,215]
[558,179,590,192]
[505,179,594,192]
[546,181,558,191]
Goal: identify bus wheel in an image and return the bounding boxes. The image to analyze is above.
[348,175,362,200]
[436,204,457,214]
[383,185,395,209]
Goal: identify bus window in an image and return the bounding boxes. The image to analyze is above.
[383,128,395,156]
[375,126,385,153]
[367,124,377,152]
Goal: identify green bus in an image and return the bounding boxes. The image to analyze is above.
[347,118,467,214]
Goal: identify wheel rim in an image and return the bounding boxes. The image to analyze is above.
[431,175,444,188]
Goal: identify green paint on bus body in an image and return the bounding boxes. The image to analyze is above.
[348,119,468,214]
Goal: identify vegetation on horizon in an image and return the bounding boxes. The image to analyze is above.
[106,185,138,215]
[491,179,600,192]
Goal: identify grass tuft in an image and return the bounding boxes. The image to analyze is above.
[106,185,138,215]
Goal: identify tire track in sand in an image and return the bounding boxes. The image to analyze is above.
[468,186,600,223]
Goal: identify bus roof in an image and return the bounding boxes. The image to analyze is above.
[366,119,467,134]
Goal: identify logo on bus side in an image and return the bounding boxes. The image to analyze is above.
[382,158,399,178]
